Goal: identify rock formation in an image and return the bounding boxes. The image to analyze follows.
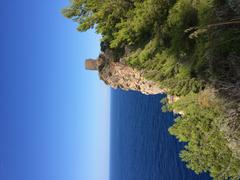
[85,54,165,95]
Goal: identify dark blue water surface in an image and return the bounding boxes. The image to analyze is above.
[110,89,211,180]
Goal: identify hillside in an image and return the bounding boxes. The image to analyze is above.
[63,0,240,179]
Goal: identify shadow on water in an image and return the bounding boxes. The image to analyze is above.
[110,89,211,180]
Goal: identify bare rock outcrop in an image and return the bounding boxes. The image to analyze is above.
[99,61,165,95]
[85,54,165,95]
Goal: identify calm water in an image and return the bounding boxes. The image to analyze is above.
[110,89,211,180]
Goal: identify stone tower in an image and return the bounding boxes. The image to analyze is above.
[85,59,98,70]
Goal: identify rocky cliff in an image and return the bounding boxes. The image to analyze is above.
[95,54,165,95]
[85,53,166,95]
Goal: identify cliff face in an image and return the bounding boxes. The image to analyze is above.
[99,61,165,95]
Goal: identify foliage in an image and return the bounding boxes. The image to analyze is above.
[169,91,240,179]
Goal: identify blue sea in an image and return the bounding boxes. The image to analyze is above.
[110,89,211,180]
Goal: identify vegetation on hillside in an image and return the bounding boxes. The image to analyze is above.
[63,0,240,179]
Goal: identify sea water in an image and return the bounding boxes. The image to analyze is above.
[110,89,211,180]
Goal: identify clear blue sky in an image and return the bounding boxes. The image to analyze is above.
[0,1,110,180]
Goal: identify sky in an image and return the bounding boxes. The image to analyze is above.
[0,1,110,180]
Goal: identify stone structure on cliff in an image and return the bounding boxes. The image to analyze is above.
[85,59,98,70]
[85,54,165,95]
